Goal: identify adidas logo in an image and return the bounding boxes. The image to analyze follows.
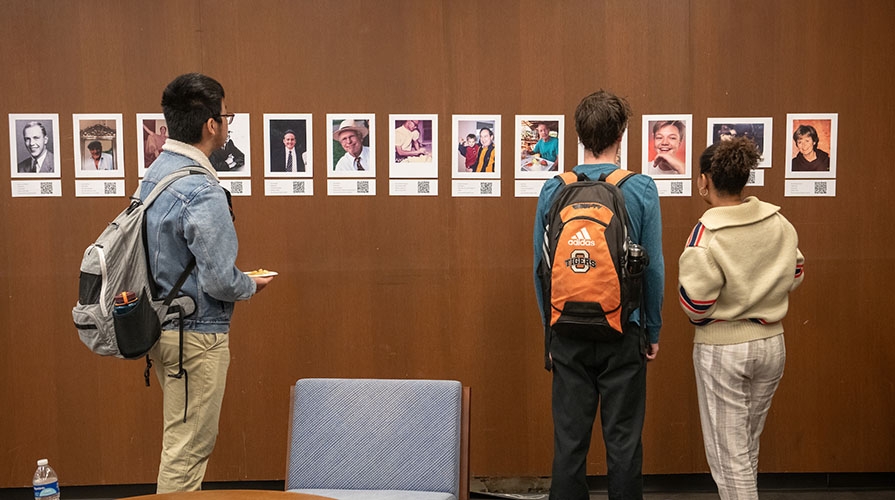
[567,228,596,246]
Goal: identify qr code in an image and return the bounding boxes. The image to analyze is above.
[670,181,683,194]
[480,182,493,195]
[292,181,305,194]
[104,182,118,195]
[230,181,244,194]
[814,182,827,195]
[39,182,53,195]
[747,171,756,184]
[417,181,430,194]
[357,180,370,193]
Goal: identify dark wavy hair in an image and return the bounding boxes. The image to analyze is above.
[575,90,631,157]
[699,137,760,196]
[161,73,225,144]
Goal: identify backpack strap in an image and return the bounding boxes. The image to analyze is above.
[598,168,648,350]
[556,171,580,186]
[560,169,635,187]
[141,167,207,300]
[139,166,211,208]
[600,168,636,187]
[138,167,207,422]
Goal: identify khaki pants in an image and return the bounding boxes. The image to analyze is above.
[151,330,230,493]
[693,334,785,500]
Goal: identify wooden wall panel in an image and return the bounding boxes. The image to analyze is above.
[0,0,893,488]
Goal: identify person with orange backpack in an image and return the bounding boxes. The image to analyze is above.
[533,90,665,500]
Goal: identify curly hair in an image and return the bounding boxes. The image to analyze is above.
[699,137,760,195]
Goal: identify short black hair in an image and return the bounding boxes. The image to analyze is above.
[575,90,631,157]
[161,73,225,145]
[480,127,493,139]
[466,133,477,140]
[699,137,760,196]
[792,124,819,151]
[87,141,102,151]
[283,129,296,138]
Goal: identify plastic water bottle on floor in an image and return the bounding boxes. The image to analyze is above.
[33,459,60,499]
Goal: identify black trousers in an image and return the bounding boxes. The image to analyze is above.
[549,327,647,500]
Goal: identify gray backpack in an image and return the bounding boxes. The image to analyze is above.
[73,168,202,367]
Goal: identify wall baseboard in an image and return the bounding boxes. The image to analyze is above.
[471,472,895,494]
[1,474,892,499]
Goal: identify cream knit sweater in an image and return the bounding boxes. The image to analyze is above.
[678,196,804,345]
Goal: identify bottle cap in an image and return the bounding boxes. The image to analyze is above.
[37,459,48,466]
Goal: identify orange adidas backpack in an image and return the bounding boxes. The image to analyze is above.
[538,169,648,342]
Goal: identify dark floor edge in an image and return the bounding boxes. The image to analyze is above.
[1,474,893,499]
[635,472,895,492]
[472,472,895,495]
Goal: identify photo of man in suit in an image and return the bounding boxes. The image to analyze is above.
[17,121,55,173]
[270,129,304,172]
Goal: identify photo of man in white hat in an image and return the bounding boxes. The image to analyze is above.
[333,118,371,172]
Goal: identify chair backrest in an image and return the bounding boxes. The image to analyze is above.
[286,378,463,496]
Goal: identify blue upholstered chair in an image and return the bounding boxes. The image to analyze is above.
[286,378,469,500]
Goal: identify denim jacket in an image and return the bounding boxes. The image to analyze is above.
[140,140,256,333]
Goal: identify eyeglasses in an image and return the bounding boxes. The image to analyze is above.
[216,113,236,125]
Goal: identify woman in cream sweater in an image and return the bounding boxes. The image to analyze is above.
[679,137,804,500]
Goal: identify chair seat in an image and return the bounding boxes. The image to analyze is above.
[289,488,457,500]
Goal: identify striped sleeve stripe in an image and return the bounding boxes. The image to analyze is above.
[749,318,770,325]
[686,222,705,247]
[795,264,804,278]
[679,286,715,314]
[690,318,718,326]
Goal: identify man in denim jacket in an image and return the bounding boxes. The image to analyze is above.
[140,73,274,493]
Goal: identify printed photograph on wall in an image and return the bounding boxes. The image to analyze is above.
[389,114,437,179]
[452,114,500,179]
[73,114,124,178]
[211,113,251,177]
[137,113,168,177]
[328,114,376,178]
[8,113,61,178]
[785,113,838,179]
[706,117,773,168]
[516,115,563,179]
[641,114,692,179]
[264,114,313,178]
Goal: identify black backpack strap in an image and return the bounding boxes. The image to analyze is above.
[140,309,190,422]
[166,305,190,423]
[142,168,207,299]
[140,167,206,417]
[595,168,648,351]
[144,355,153,387]
[164,258,196,307]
